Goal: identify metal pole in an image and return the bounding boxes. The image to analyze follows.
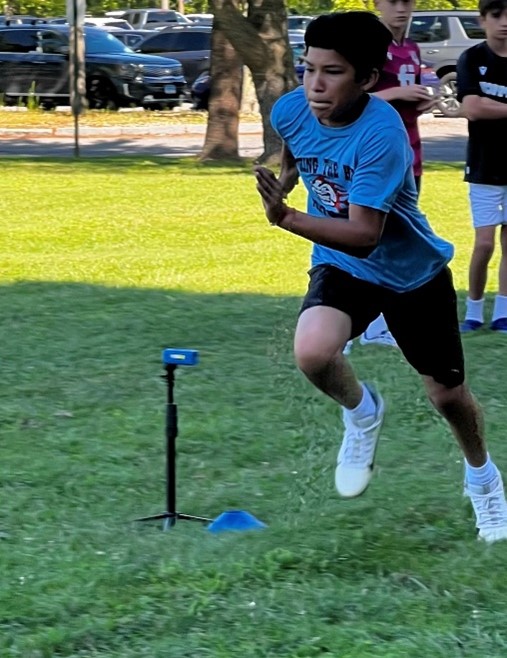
[73,102,79,158]
[164,365,177,529]
[72,0,79,157]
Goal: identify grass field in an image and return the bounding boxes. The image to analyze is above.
[2,156,507,658]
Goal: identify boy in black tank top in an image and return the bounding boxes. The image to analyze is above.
[457,0,507,333]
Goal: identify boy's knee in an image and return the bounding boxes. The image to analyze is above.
[427,383,469,414]
[474,239,495,259]
[294,342,334,375]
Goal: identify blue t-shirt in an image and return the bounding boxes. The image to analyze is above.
[271,87,453,292]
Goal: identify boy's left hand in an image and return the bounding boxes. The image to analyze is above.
[416,97,438,113]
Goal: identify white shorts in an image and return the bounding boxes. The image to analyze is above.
[469,184,507,228]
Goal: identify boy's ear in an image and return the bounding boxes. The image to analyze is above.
[361,69,380,91]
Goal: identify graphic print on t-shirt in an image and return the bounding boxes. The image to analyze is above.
[310,174,349,218]
[398,63,416,86]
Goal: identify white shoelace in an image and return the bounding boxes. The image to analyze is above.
[340,416,378,468]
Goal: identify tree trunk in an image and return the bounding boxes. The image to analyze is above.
[246,0,298,163]
[206,0,298,164]
[200,6,243,162]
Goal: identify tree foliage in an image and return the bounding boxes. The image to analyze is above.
[8,0,479,19]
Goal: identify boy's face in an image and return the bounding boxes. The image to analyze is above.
[303,47,375,126]
[481,6,507,39]
[374,0,415,32]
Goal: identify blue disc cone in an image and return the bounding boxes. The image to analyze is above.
[207,510,267,533]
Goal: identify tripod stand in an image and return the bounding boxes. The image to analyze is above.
[135,351,212,530]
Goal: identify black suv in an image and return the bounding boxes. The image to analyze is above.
[0,24,187,109]
[134,25,211,87]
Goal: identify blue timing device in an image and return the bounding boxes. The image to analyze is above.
[162,348,199,366]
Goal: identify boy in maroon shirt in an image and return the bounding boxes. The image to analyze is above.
[358,0,436,347]
[373,0,435,191]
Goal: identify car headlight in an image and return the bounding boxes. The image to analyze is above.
[118,63,140,79]
[164,65,183,77]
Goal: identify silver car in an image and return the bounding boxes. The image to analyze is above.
[407,10,485,117]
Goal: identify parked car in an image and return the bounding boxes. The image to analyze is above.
[83,17,133,30]
[134,24,211,87]
[419,61,441,97]
[45,17,69,24]
[0,15,47,25]
[407,10,485,116]
[190,70,210,110]
[105,9,193,30]
[186,13,213,26]
[287,15,314,31]
[0,24,187,110]
[191,35,305,111]
[108,28,155,49]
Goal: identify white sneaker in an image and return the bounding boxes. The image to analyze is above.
[343,340,353,356]
[465,472,507,543]
[335,385,385,498]
[359,330,398,347]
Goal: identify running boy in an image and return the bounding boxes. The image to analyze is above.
[359,0,436,347]
[457,0,507,333]
[254,11,507,542]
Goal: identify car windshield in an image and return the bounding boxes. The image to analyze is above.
[84,28,135,54]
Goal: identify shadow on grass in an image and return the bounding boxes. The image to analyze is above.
[422,132,466,164]
[1,279,504,522]
[0,154,255,174]
[0,279,504,533]
[4,280,507,656]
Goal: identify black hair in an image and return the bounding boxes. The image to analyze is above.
[304,12,392,81]
[479,0,507,15]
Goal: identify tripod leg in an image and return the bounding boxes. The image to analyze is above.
[162,516,176,531]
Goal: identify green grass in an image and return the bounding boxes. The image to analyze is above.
[2,157,507,658]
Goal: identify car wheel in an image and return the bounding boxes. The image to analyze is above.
[195,96,209,111]
[436,72,461,118]
[87,78,119,111]
[143,103,169,111]
[143,101,182,111]
[40,99,56,111]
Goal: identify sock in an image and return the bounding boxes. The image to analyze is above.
[492,295,507,322]
[348,383,377,425]
[364,314,388,338]
[465,297,484,323]
[465,454,499,488]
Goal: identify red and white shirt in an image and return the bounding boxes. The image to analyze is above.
[373,38,423,177]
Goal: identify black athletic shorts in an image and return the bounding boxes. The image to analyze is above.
[299,264,465,388]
